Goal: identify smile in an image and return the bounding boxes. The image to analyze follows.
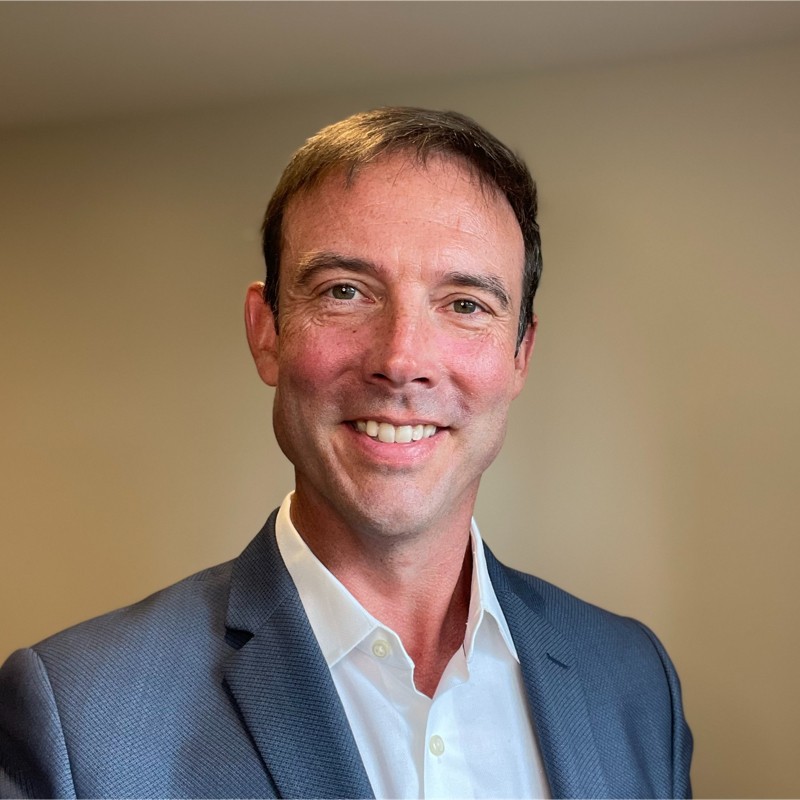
[354,420,438,444]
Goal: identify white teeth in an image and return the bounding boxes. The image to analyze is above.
[395,426,412,443]
[378,423,395,443]
[355,420,438,443]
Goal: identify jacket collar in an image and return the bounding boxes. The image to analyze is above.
[485,545,610,799]
[223,511,375,799]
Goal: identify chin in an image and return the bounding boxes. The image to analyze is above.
[353,507,434,541]
[335,482,471,543]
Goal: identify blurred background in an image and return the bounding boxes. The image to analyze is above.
[1,3,799,796]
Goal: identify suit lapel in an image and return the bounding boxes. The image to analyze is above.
[223,513,374,799]
[487,550,610,799]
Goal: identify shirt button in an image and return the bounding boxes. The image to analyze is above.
[428,735,445,756]
[371,640,390,659]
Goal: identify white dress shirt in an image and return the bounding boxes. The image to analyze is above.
[275,494,551,799]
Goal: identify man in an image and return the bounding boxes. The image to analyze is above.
[0,108,692,799]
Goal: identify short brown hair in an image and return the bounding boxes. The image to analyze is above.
[261,107,542,347]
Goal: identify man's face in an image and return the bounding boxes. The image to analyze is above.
[246,154,535,542]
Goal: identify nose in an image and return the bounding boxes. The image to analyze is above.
[365,306,439,389]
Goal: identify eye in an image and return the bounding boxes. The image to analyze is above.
[328,284,358,300]
[452,299,482,314]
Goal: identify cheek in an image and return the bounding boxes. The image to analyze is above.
[277,323,364,392]
[453,339,519,398]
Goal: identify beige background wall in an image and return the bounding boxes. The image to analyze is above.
[2,43,799,797]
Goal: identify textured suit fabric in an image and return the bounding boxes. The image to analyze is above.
[0,511,692,799]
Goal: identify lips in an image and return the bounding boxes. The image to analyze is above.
[354,420,438,444]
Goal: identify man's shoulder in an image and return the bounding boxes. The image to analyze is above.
[30,559,236,678]
[489,554,675,673]
[499,560,633,624]
[16,510,284,680]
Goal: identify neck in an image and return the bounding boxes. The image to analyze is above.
[290,495,475,697]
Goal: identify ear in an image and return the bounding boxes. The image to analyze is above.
[512,314,537,397]
[244,282,279,387]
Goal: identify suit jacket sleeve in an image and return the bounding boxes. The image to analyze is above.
[0,648,77,799]
[637,621,693,798]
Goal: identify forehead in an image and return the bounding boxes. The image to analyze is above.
[281,154,524,272]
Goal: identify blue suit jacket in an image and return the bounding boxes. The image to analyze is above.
[0,511,692,798]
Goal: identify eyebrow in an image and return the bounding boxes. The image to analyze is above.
[294,252,377,287]
[446,271,511,312]
[294,251,512,312]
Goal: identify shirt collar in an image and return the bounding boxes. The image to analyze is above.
[274,492,519,668]
[466,516,519,662]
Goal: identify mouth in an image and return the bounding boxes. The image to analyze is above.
[352,419,438,444]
